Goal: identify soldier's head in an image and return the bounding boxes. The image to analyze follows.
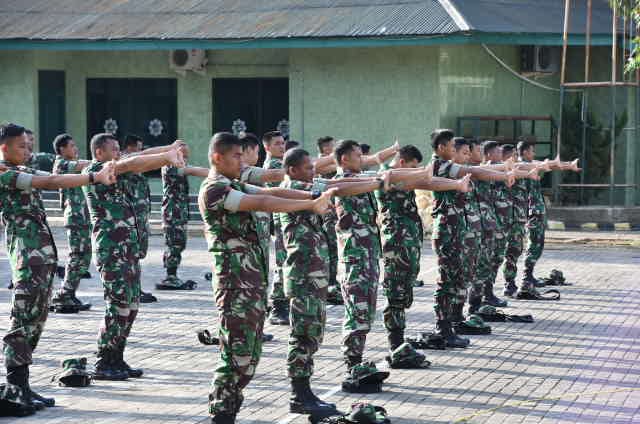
[468,139,482,164]
[24,128,35,162]
[482,140,502,162]
[209,132,243,179]
[0,123,28,165]
[283,148,314,182]
[317,136,335,157]
[430,129,455,160]
[453,137,471,165]
[502,144,516,161]
[239,132,260,167]
[285,140,300,151]
[360,144,371,155]
[334,139,362,173]
[517,140,535,161]
[53,133,78,160]
[90,133,120,162]
[122,134,144,154]
[262,131,285,159]
[395,145,423,168]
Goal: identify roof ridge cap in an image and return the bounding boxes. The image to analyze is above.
[437,0,471,31]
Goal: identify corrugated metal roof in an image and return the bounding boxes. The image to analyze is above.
[0,0,615,41]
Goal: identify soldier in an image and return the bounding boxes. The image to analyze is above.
[332,139,433,388]
[428,130,517,348]
[120,135,157,303]
[376,144,471,363]
[199,132,334,424]
[50,134,93,312]
[280,147,398,415]
[83,133,185,381]
[0,123,116,416]
[158,145,209,290]
[24,129,56,172]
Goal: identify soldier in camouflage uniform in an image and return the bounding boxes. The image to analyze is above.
[24,129,56,172]
[428,130,516,348]
[83,133,184,381]
[199,132,333,424]
[0,123,115,416]
[262,130,289,325]
[50,134,93,312]
[158,144,209,290]
[376,144,468,363]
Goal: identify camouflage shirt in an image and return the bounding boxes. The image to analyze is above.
[82,161,140,265]
[430,154,467,239]
[0,162,58,269]
[26,152,56,172]
[278,178,329,281]
[473,179,498,232]
[375,164,423,248]
[458,184,483,237]
[263,156,283,188]
[53,156,90,228]
[510,177,528,224]
[198,173,267,290]
[489,161,512,231]
[161,166,190,225]
[333,168,381,260]
[523,159,546,216]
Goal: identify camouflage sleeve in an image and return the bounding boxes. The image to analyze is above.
[240,183,262,195]
[240,166,266,184]
[223,189,246,212]
[434,160,461,179]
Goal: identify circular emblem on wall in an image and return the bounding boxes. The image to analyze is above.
[103,118,118,135]
[232,119,247,135]
[148,119,164,137]
[277,119,290,139]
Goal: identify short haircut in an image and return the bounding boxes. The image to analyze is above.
[239,132,259,151]
[517,140,534,156]
[430,129,455,150]
[502,144,515,158]
[317,136,334,152]
[482,140,500,156]
[0,123,26,145]
[122,134,143,149]
[468,138,480,148]
[398,145,423,163]
[333,139,360,165]
[90,133,117,158]
[360,143,371,155]
[262,130,282,145]
[209,132,242,157]
[454,137,470,151]
[53,133,73,154]
[285,140,300,151]
[25,128,34,136]
[283,147,309,169]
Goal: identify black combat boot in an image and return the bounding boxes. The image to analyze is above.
[0,367,37,417]
[268,300,289,326]
[24,366,55,407]
[468,296,482,315]
[114,345,143,378]
[436,320,470,348]
[6,365,44,411]
[68,291,92,311]
[289,377,338,415]
[93,349,129,380]
[483,285,508,308]
[503,280,518,297]
[450,304,466,324]
[210,411,236,423]
[387,330,404,352]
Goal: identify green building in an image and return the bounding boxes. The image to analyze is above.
[0,1,637,223]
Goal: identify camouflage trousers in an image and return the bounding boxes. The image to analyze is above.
[61,226,91,293]
[97,256,141,352]
[163,223,186,271]
[3,264,55,368]
[503,221,526,282]
[382,243,419,335]
[471,230,495,302]
[270,218,286,302]
[210,287,267,415]
[286,277,327,378]
[461,232,480,304]
[138,218,150,259]
[432,219,465,322]
[340,252,380,359]
[322,213,339,291]
[487,232,508,292]
[525,214,546,272]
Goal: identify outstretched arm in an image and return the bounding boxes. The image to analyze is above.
[183,166,209,178]
[237,188,336,214]
[411,175,470,192]
[362,141,400,167]
[31,162,116,189]
[116,149,184,175]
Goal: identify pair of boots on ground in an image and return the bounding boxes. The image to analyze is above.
[92,344,143,381]
[157,266,197,291]
[504,268,561,301]
[0,364,55,417]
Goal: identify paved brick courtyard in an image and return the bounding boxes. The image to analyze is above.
[1,231,639,423]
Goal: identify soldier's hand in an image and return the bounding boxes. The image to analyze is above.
[457,173,472,192]
[393,139,400,151]
[167,148,186,168]
[311,188,337,215]
[504,156,515,171]
[178,143,190,159]
[420,164,433,184]
[528,168,541,181]
[506,171,516,187]
[171,139,187,149]
[570,158,582,172]
[95,160,117,185]
[380,170,392,191]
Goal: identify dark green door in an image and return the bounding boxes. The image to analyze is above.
[86,78,177,153]
[38,70,66,155]
[213,78,289,165]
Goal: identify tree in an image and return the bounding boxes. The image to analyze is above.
[610,0,640,72]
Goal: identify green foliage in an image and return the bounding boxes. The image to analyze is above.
[610,0,640,73]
